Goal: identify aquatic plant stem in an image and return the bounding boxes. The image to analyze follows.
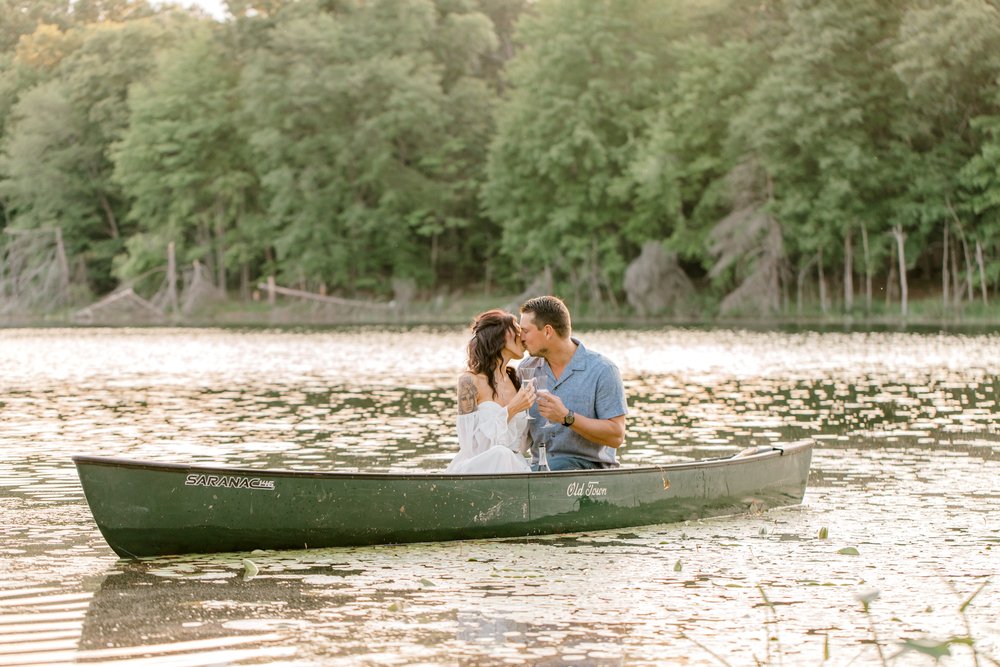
[858,600,887,667]
[679,632,734,667]
[955,578,990,667]
[757,585,783,667]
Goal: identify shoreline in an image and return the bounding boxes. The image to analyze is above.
[3,295,999,333]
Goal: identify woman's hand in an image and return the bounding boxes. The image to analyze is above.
[507,379,536,418]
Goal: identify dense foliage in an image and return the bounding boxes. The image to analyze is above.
[1,0,999,317]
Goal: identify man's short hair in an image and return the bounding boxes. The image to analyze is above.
[520,295,571,338]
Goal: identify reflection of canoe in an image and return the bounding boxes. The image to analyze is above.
[73,440,813,558]
[78,565,336,654]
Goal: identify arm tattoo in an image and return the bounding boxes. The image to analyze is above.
[457,374,478,415]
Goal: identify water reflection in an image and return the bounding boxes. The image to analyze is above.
[1,326,998,665]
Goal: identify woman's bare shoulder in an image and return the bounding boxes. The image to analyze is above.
[457,371,487,414]
[458,370,489,387]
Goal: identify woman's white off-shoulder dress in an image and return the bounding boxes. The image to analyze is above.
[445,401,531,474]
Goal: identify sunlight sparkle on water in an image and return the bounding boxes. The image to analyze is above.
[0,326,997,665]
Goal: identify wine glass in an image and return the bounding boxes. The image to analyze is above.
[520,366,553,471]
[532,371,556,430]
[518,366,536,421]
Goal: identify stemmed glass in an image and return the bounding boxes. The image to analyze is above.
[522,366,554,471]
[518,366,536,421]
[531,372,556,431]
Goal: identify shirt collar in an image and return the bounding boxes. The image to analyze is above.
[567,337,589,371]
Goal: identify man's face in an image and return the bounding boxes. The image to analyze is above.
[518,312,547,357]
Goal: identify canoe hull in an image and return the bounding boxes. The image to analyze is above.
[73,440,812,558]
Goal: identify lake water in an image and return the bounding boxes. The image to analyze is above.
[0,326,997,666]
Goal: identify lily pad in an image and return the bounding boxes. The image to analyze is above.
[897,637,972,660]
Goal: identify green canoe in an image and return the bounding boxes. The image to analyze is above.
[73,440,813,558]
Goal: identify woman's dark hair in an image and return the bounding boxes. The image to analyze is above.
[468,309,521,399]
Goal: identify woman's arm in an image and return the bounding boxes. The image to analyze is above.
[457,373,478,415]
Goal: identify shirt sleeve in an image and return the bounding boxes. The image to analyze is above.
[594,362,628,420]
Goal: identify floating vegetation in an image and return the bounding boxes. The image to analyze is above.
[895,636,974,662]
[687,580,995,666]
[3,328,999,665]
[242,559,259,581]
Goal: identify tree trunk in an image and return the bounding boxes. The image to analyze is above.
[88,162,120,240]
[975,239,988,305]
[796,262,806,315]
[240,262,250,301]
[949,204,976,302]
[589,239,602,307]
[97,190,120,239]
[54,227,70,296]
[843,228,854,312]
[951,233,963,306]
[430,233,439,276]
[942,221,950,310]
[166,241,178,315]
[796,255,815,315]
[885,252,897,305]
[861,223,872,313]
[960,232,974,301]
[214,203,226,296]
[892,224,908,317]
[817,251,828,314]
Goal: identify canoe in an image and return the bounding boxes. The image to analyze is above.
[73,440,813,558]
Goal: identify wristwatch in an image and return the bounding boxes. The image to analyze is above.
[562,410,575,427]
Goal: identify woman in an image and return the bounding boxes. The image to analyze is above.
[445,309,535,474]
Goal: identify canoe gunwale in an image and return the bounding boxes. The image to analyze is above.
[72,439,812,481]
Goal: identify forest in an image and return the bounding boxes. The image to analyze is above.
[1,0,999,320]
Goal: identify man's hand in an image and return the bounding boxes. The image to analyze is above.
[535,390,566,424]
[537,392,626,448]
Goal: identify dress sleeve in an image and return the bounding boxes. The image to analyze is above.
[456,402,518,457]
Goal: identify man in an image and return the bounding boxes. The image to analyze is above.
[518,295,627,470]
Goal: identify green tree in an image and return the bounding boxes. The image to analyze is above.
[961,114,1000,300]
[627,3,783,265]
[893,0,1000,307]
[733,0,907,315]
[240,0,500,296]
[0,17,188,292]
[113,24,257,297]
[484,0,672,308]
[0,1,75,53]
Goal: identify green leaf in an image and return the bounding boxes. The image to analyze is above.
[898,638,959,660]
[838,547,860,556]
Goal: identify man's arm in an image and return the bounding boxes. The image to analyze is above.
[535,393,626,447]
[567,413,625,448]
